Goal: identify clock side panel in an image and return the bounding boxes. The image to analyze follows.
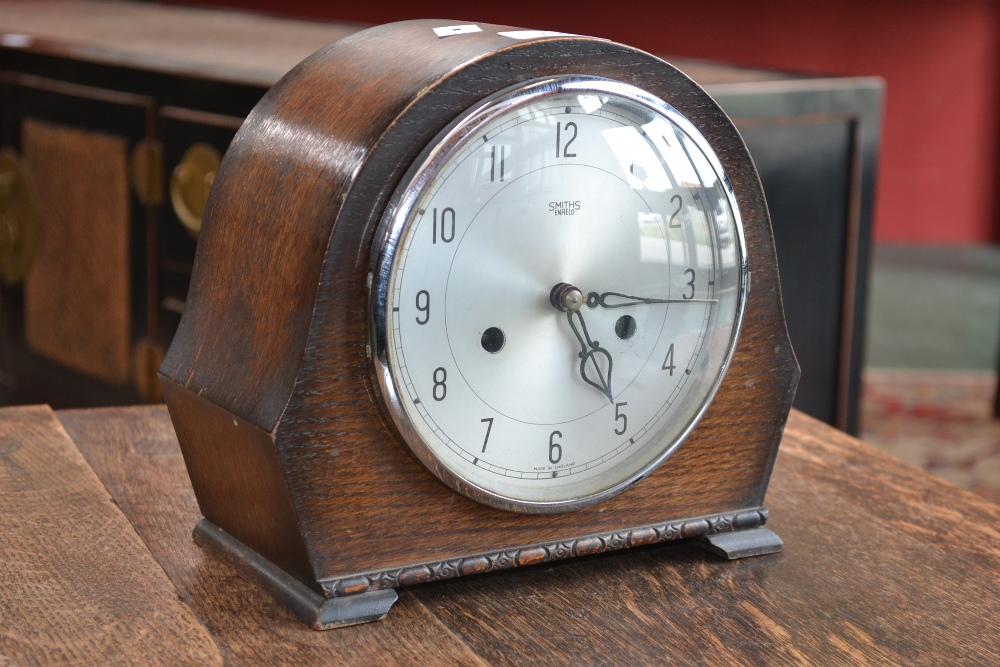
[161,375,315,586]
[160,21,541,433]
[273,34,799,582]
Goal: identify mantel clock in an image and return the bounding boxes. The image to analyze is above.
[160,20,799,629]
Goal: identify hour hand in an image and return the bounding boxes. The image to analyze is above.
[566,310,613,403]
[550,283,613,402]
[586,290,717,309]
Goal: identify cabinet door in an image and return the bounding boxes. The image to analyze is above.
[712,80,882,435]
[0,74,154,404]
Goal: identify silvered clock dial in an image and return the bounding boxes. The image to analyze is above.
[372,76,747,513]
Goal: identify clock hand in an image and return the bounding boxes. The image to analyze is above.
[567,311,614,403]
[586,291,718,309]
[550,283,614,403]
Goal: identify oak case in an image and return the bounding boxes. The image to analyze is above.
[159,20,799,627]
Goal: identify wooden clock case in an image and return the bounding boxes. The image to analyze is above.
[159,20,799,629]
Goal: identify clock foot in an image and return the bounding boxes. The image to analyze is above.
[694,526,783,559]
[312,589,399,630]
[193,519,398,629]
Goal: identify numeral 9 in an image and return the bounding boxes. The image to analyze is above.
[415,290,430,325]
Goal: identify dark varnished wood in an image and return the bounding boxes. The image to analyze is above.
[0,405,222,665]
[164,377,313,584]
[159,20,799,602]
[57,406,1000,664]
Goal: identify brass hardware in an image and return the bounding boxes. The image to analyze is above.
[133,337,165,403]
[0,147,37,287]
[161,295,185,315]
[170,143,221,239]
[130,138,164,208]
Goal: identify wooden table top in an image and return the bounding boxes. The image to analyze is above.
[1,405,998,665]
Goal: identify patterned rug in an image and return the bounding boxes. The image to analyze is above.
[861,370,1000,505]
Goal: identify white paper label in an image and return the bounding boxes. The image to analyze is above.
[497,30,575,40]
[0,34,33,48]
[433,25,483,38]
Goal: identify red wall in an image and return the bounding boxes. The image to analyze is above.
[173,0,1000,244]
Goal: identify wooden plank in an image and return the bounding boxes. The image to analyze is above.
[58,406,488,666]
[0,405,222,666]
[412,410,1000,665]
[58,406,1000,665]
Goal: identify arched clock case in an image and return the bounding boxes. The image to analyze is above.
[159,20,799,629]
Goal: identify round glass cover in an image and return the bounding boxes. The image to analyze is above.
[371,76,747,513]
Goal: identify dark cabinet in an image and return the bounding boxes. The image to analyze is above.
[0,72,153,405]
[717,82,882,433]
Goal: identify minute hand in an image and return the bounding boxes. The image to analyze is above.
[587,291,718,309]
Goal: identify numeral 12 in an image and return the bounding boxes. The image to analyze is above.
[556,122,578,158]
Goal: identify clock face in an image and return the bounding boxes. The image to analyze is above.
[371,76,746,513]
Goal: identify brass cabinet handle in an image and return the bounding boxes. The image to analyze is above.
[130,138,164,209]
[0,147,37,287]
[170,143,221,239]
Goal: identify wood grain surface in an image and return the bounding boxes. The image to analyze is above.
[0,405,222,666]
[22,118,132,385]
[57,405,1000,665]
[58,406,488,666]
[414,411,1000,666]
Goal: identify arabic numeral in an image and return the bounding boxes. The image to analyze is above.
[432,367,447,401]
[662,343,675,374]
[415,290,430,325]
[683,268,696,300]
[556,122,578,158]
[480,417,494,453]
[432,207,455,244]
[614,402,628,435]
[548,430,563,464]
[489,145,506,182]
[668,194,683,228]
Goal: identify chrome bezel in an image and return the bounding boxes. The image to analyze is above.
[369,75,749,514]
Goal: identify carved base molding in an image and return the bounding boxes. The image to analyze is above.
[196,508,773,629]
[321,507,771,598]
